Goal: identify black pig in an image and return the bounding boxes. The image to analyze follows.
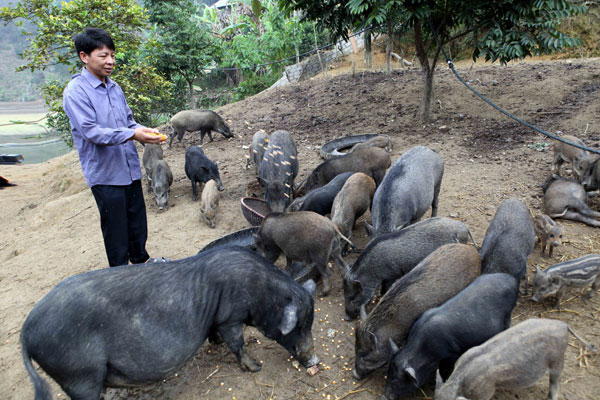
[354,243,481,379]
[21,246,319,400]
[258,130,298,212]
[365,146,444,237]
[382,273,518,400]
[169,109,232,147]
[185,145,224,201]
[343,217,476,320]
[287,172,353,215]
[480,198,535,293]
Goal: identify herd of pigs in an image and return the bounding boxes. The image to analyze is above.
[19,109,600,400]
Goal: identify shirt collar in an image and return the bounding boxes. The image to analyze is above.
[80,67,114,89]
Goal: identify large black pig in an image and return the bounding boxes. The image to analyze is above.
[21,246,318,400]
[185,145,224,200]
[382,273,518,400]
[258,130,298,212]
[365,146,444,237]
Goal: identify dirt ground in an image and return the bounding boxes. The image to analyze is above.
[1,53,600,400]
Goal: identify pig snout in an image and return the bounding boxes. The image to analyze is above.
[381,387,398,400]
[353,367,365,380]
[216,179,224,191]
[299,352,319,368]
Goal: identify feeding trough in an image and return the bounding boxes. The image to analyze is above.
[198,227,259,253]
[241,197,272,226]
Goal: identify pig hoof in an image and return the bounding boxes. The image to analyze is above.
[583,292,592,301]
[241,354,262,372]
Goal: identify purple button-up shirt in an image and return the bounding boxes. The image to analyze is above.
[63,68,143,187]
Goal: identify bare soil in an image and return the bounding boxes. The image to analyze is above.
[1,53,600,400]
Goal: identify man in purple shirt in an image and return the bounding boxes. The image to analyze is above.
[63,28,165,267]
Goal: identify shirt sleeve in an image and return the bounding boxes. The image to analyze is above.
[125,101,142,130]
[63,85,134,145]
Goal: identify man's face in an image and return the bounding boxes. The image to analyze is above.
[80,45,115,83]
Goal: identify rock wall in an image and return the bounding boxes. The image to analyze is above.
[269,34,365,89]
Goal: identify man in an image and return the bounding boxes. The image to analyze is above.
[63,27,167,267]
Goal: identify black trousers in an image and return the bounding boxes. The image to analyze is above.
[91,180,150,267]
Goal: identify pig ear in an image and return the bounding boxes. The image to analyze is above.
[369,330,379,351]
[279,303,298,336]
[302,279,316,296]
[388,338,400,355]
[404,367,417,384]
[359,304,368,321]
[210,203,217,210]
[535,265,541,274]
[435,370,444,390]
[351,279,363,293]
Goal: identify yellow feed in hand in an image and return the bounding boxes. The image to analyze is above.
[149,132,167,142]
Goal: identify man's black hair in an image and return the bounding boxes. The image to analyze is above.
[74,28,115,56]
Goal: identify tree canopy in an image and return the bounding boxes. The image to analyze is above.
[0,0,171,144]
[278,0,586,121]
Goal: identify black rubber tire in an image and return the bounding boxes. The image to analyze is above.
[198,227,259,253]
[319,134,389,160]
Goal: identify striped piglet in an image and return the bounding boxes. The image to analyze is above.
[531,254,600,307]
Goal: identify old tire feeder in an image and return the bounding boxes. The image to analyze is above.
[198,227,259,253]
[319,134,388,160]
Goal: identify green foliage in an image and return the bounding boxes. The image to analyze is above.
[194,0,328,107]
[114,56,173,127]
[144,0,220,108]
[232,70,280,102]
[556,3,600,58]
[0,0,171,146]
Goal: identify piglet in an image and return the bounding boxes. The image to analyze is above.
[531,254,600,308]
[200,179,220,228]
[435,318,596,400]
[534,214,563,257]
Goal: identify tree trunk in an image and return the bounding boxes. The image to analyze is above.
[385,19,393,75]
[421,68,434,124]
[188,80,195,109]
[413,22,441,123]
[364,29,372,68]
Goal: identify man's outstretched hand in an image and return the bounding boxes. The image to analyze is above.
[132,127,166,144]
